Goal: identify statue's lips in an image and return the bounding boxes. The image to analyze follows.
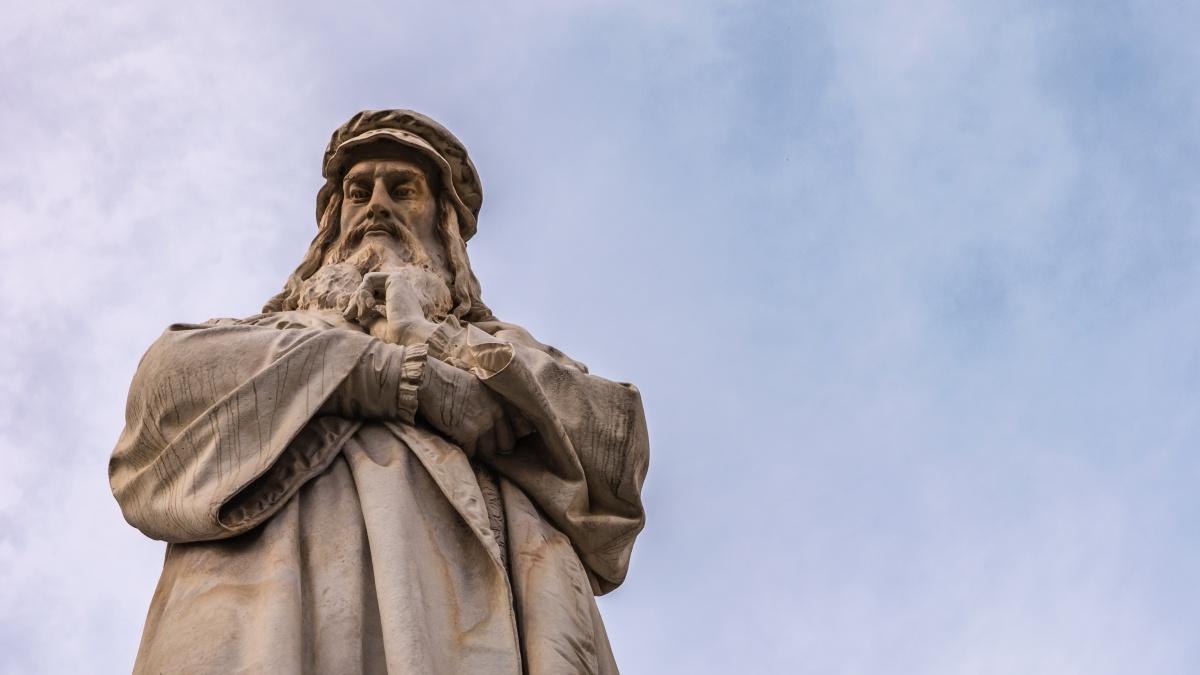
[362,224,395,237]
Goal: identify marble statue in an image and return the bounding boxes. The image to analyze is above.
[109,110,650,674]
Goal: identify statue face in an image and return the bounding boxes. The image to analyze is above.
[333,154,445,273]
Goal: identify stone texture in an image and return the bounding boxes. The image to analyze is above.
[109,110,649,674]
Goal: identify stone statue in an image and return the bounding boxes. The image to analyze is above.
[109,110,650,674]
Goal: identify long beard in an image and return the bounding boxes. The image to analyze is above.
[292,263,362,313]
[296,240,453,322]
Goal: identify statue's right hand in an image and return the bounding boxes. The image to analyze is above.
[343,271,436,345]
[417,357,516,457]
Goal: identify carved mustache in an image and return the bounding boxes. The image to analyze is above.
[345,217,405,248]
[329,214,431,270]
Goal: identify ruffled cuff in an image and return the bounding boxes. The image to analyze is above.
[425,315,515,378]
[425,315,467,362]
[396,343,427,424]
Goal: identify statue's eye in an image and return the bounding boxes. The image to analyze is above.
[348,187,370,201]
[392,186,414,199]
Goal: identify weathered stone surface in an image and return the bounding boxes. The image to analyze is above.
[110,110,649,674]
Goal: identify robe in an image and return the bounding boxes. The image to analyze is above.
[109,312,649,674]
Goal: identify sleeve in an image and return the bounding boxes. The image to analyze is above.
[319,342,427,422]
[109,322,426,543]
[426,319,650,594]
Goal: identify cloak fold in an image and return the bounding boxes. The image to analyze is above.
[110,317,648,674]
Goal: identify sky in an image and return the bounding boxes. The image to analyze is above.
[2,1,1200,673]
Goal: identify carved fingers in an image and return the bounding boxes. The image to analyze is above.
[379,271,430,326]
[343,271,434,344]
[342,272,387,325]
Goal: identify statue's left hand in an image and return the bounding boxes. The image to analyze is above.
[418,356,517,456]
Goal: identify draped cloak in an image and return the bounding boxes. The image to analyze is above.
[109,312,649,674]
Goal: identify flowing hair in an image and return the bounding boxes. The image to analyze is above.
[263,190,493,322]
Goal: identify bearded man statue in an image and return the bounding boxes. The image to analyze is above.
[109,110,650,675]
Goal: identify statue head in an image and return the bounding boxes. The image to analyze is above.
[265,110,492,321]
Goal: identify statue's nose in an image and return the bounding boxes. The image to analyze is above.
[367,195,391,218]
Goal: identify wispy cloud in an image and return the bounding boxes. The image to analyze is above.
[2,1,1198,673]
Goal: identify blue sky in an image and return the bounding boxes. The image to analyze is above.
[2,1,1200,673]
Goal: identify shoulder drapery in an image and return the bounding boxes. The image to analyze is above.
[425,316,651,595]
[109,322,425,543]
[112,314,649,595]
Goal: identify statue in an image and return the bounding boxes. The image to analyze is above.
[109,110,650,674]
